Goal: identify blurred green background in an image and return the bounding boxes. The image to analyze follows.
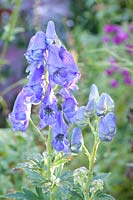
[0,0,133,199]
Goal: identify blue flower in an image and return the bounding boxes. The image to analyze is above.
[98,112,116,141]
[46,20,60,46]
[60,88,78,123]
[71,127,83,153]
[52,112,69,152]
[25,31,46,66]
[86,84,99,115]
[39,86,58,129]
[74,106,88,126]
[24,65,46,104]
[9,89,31,131]
[47,45,80,89]
[96,93,114,116]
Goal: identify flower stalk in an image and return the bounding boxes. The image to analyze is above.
[84,135,100,200]
[30,119,46,143]
[47,126,54,200]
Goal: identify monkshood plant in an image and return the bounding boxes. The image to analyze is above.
[6,21,116,200]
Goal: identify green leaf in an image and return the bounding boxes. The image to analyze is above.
[94,191,115,200]
[35,187,45,200]
[24,169,44,182]
[5,192,25,199]
[22,188,39,200]
[5,189,39,200]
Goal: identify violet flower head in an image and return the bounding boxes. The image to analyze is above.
[124,76,132,86]
[96,93,115,116]
[25,31,46,66]
[9,89,31,131]
[24,65,46,104]
[104,24,120,33]
[105,68,114,76]
[121,68,132,86]
[105,64,119,77]
[52,112,69,152]
[39,86,58,129]
[110,79,119,88]
[121,68,130,77]
[113,30,129,45]
[71,127,83,153]
[98,112,116,141]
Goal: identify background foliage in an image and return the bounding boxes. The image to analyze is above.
[0,0,133,199]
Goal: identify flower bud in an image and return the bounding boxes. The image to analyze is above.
[96,93,114,116]
[86,84,99,115]
[98,112,116,141]
[71,127,83,153]
[75,106,88,126]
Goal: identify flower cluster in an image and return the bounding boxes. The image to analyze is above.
[103,24,129,45]
[105,57,132,88]
[9,21,82,152]
[103,24,133,88]
[75,84,116,141]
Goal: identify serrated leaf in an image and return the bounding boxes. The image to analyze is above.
[5,192,25,199]
[24,169,44,182]
[94,191,115,200]
[35,187,45,200]
[22,188,39,200]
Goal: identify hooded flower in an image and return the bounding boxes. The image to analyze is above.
[98,112,116,141]
[52,112,69,152]
[96,93,114,116]
[9,89,31,131]
[39,86,58,129]
[46,20,60,46]
[60,88,78,123]
[24,65,46,104]
[71,127,83,153]
[47,45,80,89]
[25,31,46,73]
[74,106,88,126]
[86,84,99,116]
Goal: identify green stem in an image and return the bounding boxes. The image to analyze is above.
[84,136,100,200]
[83,143,91,161]
[87,119,96,135]
[47,126,52,178]
[1,0,22,59]
[47,126,54,200]
[29,119,46,143]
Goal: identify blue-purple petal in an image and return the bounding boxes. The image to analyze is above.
[71,127,83,153]
[9,89,31,131]
[98,112,116,141]
[52,112,69,152]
